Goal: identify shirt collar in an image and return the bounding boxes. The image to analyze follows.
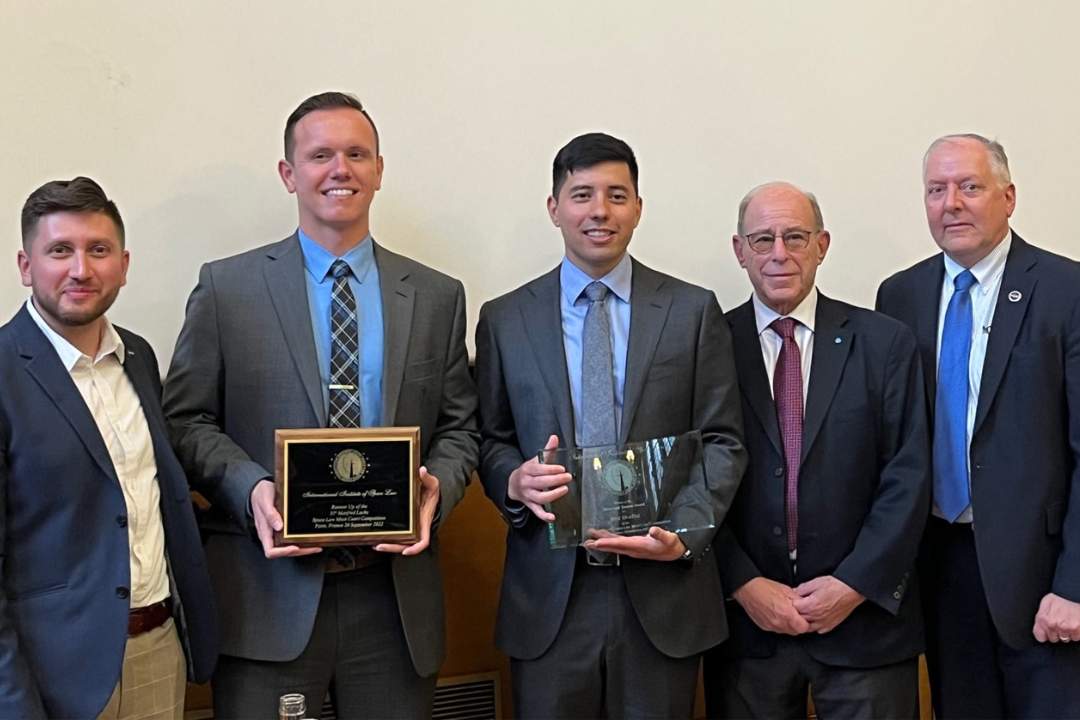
[752,286,819,337]
[942,230,1012,295]
[298,228,376,284]
[25,299,126,371]
[560,253,633,305]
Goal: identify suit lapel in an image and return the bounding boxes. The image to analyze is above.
[911,257,944,408]
[729,300,783,457]
[264,235,325,425]
[15,308,119,484]
[973,235,1036,436]
[375,243,415,425]
[620,261,671,444]
[520,268,575,446]
[801,295,852,465]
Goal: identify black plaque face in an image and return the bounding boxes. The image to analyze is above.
[274,427,421,547]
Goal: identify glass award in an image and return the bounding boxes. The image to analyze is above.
[537,430,712,549]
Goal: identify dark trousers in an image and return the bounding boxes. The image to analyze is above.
[212,562,436,720]
[923,516,1080,719]
[511,559,700,720]
[703,637,918,720]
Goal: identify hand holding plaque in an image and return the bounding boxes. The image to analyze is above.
[539,430,713,550]
[273,427,421,547]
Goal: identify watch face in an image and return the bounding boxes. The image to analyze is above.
[601,460,638,496]
[331,449,368,482]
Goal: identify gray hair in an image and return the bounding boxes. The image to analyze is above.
[923,133,1012,188]
[736,182,825,236]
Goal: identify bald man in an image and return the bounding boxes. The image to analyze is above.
[705,183,930,719]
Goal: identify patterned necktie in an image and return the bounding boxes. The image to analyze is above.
[771,317,802,555]
[581,281,617,447]
[327,260,363,568]
[934,270,977,522]
[329,260,362,429]
[581,281,618,566]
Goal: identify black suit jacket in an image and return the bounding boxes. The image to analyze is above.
[876,233,1080,650]
[475,259,746,660]
[712,294,930,668]
[0,306,217,719]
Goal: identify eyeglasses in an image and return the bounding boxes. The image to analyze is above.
[742,229,818,254]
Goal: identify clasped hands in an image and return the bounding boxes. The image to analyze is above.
[249,466,441,559]
[507,435,686,562]
[733,575,866,635]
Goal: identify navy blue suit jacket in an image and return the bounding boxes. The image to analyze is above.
[877,234,1080,650]
[0,306,217,719]
[711,294,931,668]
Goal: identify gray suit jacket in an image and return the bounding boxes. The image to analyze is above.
[475,258,746,660]
[162,235,479,675]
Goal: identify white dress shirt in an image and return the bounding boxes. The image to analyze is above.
[752,288,817,562]
[933,232,1012,523]
[751,287,818,403]
[27,300,169,608]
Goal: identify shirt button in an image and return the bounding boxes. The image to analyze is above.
[116,515,128,528]
[774,467,784,477]
[116,586,130,599]
[773,526,783,537]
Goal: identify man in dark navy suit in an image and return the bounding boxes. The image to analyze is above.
[878,134,1080,719]
[705,182,930,719]
[0,177,217,719]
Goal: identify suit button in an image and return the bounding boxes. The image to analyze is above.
[116,515,128,528]
[116,586,130,599]
[773,526,783,536]
[774,467,784,477]
[894,591,902,600]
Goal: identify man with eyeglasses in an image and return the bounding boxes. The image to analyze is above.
[877,134,1080,719]
[703,182,930,719]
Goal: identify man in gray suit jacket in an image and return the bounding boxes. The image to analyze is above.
[475,133,746,719]
[163,92,479,719]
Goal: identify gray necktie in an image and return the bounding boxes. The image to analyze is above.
[581,281,617,447]
[580,281,619,566]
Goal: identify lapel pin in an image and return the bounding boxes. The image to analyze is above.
[834,337,842,344]
[1008,290,1022,302]
[127,350,135,356]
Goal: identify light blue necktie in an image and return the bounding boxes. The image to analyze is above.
[934,270,977,522]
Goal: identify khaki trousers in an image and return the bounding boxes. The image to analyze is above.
[97,617,186,720]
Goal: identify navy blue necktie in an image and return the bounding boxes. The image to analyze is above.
[934,270,977,522]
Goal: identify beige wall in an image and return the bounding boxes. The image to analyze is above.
[2,1,1077,365]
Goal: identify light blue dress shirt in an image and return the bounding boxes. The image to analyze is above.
[298,230,384,427]
[560,253,632,446]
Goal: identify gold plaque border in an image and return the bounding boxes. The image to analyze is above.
[274,427,421,547]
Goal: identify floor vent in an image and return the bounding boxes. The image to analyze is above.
[309,672,501,720]
[434,672,502,720]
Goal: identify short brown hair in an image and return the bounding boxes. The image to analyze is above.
[284,91,380,161]
[21,177,125,249]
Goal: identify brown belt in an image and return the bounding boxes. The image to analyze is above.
[325,547,392,573]
[128,601,170,636]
